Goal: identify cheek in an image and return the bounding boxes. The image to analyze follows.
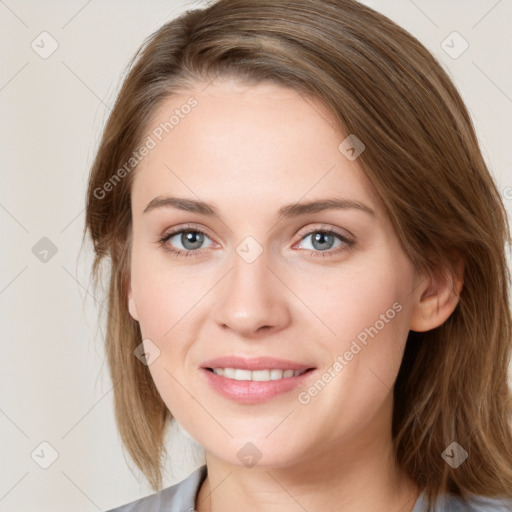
[308,255,413,397]
[297,257,410,349]
[130,247,211,339]
[288,284,410,451]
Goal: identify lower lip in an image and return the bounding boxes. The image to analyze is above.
[201,368,315,404]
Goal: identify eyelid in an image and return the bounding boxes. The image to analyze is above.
[294,223,355,244]
[161,223,216,241]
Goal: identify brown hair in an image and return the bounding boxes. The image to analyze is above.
[83,0,512,505]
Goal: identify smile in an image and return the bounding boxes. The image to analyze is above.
[208,368,308,381]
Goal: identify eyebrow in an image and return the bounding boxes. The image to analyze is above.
[143,195,375,218]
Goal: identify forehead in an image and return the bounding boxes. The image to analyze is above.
[130,79,381,218]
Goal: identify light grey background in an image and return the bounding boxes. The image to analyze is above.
[1,1,511,511]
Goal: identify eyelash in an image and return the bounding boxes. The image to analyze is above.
[157,223,355,259]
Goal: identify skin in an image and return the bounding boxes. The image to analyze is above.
[127,78,463,512]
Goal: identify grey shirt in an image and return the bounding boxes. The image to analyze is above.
[106,465,512,512]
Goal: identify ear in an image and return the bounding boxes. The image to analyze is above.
[120,228,139,322]
[409,256,464,333]
[126,272,139,322]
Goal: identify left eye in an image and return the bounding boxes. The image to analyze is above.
[295,230,349,252]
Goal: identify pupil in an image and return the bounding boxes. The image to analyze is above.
[313,232,333,250]
[183,230,203,250]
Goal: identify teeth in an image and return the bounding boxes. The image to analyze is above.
[234,369,251,380]
[270,369,283,380]
[211,368,306,381]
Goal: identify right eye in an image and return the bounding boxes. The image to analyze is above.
[158,226,216,258]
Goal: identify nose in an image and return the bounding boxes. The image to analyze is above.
[212,249,291,338]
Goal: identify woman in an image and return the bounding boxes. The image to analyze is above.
[84,0,512,510]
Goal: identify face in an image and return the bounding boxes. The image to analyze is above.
[127,78,420,469]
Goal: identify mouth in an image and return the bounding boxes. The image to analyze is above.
[201,355,315,380]
[200,356,316,404]
[204,367,310,381]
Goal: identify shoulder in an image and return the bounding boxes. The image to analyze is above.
[414,491,512,512]
[440,495,512,512]
[105,465,207,512]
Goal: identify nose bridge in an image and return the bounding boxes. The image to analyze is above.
[213,240,290,336]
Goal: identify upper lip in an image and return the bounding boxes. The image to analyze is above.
[201,356,314,371]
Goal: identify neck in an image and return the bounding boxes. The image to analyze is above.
[195,400,419,512]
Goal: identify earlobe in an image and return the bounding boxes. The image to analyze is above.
[409,258,464,333]
[126,277,139,322]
